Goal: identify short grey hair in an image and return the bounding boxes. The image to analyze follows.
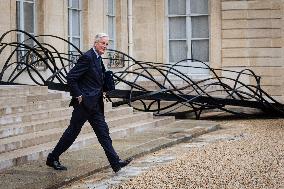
[94,33,109,43]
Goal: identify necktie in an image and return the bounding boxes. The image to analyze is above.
[97,56,102,70]
[97,56,104,81]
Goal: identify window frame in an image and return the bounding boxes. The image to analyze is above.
[16,0,38,70]
[107,0,116,50]
[16,0,36,44]
[68,0,82,52]
[166,0,210,75]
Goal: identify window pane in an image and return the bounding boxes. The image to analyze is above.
[72,37,80,49]
[108,17,114,39]
[108,0,114,15]
[72,10,80,36]
[72,0,79,9]
[24,34,34,47]
[169,40,187,62]
[108,40,114,49]
[68,0,82,51]
[192,40,209,62]
[16,1,20,29]
[168,0,186,15]
[68,37,78,52]
[17,33,21,43]
[68,37,71,51]
[192,16,208,38]
[190,0,208,14]
[169,17,186,39]
[24,2,34,33]
[68,10,71,34]
[107,0,115,49]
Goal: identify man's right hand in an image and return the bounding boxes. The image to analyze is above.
[77,95,83,104]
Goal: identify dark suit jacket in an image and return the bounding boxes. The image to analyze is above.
[67,48,105,112]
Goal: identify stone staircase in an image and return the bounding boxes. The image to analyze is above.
[0,85,175,171]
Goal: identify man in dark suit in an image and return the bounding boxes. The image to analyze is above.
[46,33,131,173]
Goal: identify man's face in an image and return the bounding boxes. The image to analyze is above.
[94,36,109,55]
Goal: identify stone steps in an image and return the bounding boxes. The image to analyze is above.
[106,112,153,129]
[0,85,48,97]
[0,107,73,126]
[0,106,133,139]
[135,79,224,95]
[0,111,153,153]
[0,98,70,117]
[0,85,178,172]
[0,116,71,139]
[26,92,63,103]
[110,116,175,139]
[0,96,27,107]
[0,116,174,171]
[0,85,65,107]
[0,91,63,107]
[0,103,125,127]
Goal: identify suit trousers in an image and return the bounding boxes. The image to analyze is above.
[50,103,120,166]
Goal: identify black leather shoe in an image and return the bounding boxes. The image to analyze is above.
[46,154,67,171]
[112,158,133,173]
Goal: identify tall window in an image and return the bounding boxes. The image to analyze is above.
[107,0,116,49]
[68,0,82,52]
[16,0,35,47]
[16,0,36,70]
[167,0,209,75]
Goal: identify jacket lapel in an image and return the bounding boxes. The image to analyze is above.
[90,49,103,82]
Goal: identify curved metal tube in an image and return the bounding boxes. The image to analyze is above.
[1,29,284,119]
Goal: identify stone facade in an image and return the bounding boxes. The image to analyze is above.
[221,0,284,100]
[0,0,283,101]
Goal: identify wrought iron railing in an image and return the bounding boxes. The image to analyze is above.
[106,50,126,68]
[0,29,284,119]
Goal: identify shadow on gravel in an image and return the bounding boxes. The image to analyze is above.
[196,112,280,121]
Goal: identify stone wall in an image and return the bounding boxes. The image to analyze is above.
[0,0,16,71]
[132,0,165,63]
[221,0,284,101]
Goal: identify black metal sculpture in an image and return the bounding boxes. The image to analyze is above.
[1,30,284,119]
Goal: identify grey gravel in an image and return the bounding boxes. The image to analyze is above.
[109,119,284,189]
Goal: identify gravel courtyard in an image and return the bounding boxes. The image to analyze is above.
[109,118,284,189]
